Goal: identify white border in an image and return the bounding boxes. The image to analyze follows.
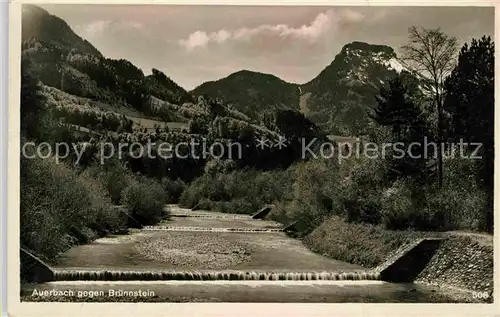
[9,0,500,5]
[1,0,8,316]
[6,1,500,316]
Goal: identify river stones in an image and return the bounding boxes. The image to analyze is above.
[134,232,251,269]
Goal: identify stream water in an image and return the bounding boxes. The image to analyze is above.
[22,207,459,302]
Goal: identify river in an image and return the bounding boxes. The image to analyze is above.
[21,206,459,302]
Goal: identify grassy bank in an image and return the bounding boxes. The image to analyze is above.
[302,215,493,297]
[303,216,427,268]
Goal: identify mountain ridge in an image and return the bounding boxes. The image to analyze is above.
[21,4,194,124]
[191,69,301,121]
[298,41,411,135]
[192,41,414,135]
[22,4,102,57]
[22,4,423,137]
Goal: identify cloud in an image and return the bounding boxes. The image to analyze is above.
[179,9,365,51]
[77,20,144,38]
[179,30,210,50]
[83,20,111,36]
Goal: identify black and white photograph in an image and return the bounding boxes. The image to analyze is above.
[12,1,495,308]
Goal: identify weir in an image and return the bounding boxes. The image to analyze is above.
[20,246,54,283]
[376,238,443,283]
[252,205,274,219]
[142,226,284,233]
[52,269,381,281]
[169,214,253,220]
[23,206,442,288]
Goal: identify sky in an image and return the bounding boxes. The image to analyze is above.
[38,5,494,90]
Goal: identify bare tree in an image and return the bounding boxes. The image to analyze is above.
[400,26,458,187]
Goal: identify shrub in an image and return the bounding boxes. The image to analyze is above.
[179,166,293,214]
[439,156,488,231]
[194,198,215,210]
[120,177,167,225]
[213,199,256,215]
[180,150,489,236]
[376,156,488,231]
[161,177,186,203]
[379,179,419,230]
[83,159,135,204]
[178,173,212,208]
[339,157,388,225]
[291,159,340,222]
[423,184,487,231]
[20,154,124,261]
[78,169,127,235]
[268,201,294,224]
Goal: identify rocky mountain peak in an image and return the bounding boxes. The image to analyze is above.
[340,41,396,60]
[22,4,102,57]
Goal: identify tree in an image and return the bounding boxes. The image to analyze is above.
[260,110,277,131]
[372,76,432,183]
[401,26,458,187]
[443,36,494,232]
[21,59,46,139]
[274,110,322,141]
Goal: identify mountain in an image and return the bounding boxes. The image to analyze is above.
[22,4,104,96]
[22,5,423,138]
[21,5,283,140]
[21,4,192,119]
[300,41,413,136]
[22,4,102,57]
[144,68,193,105]
[18,5,371,170]
[191,70,300,121]
[192,42,422,136]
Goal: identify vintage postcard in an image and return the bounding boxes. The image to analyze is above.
[6,0,499,316]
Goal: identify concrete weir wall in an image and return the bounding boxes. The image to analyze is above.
[376,238,443,283]
[252,205,274,220]
[20,247,55,283]
[375,235,493,297]
[415,236,494,295]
